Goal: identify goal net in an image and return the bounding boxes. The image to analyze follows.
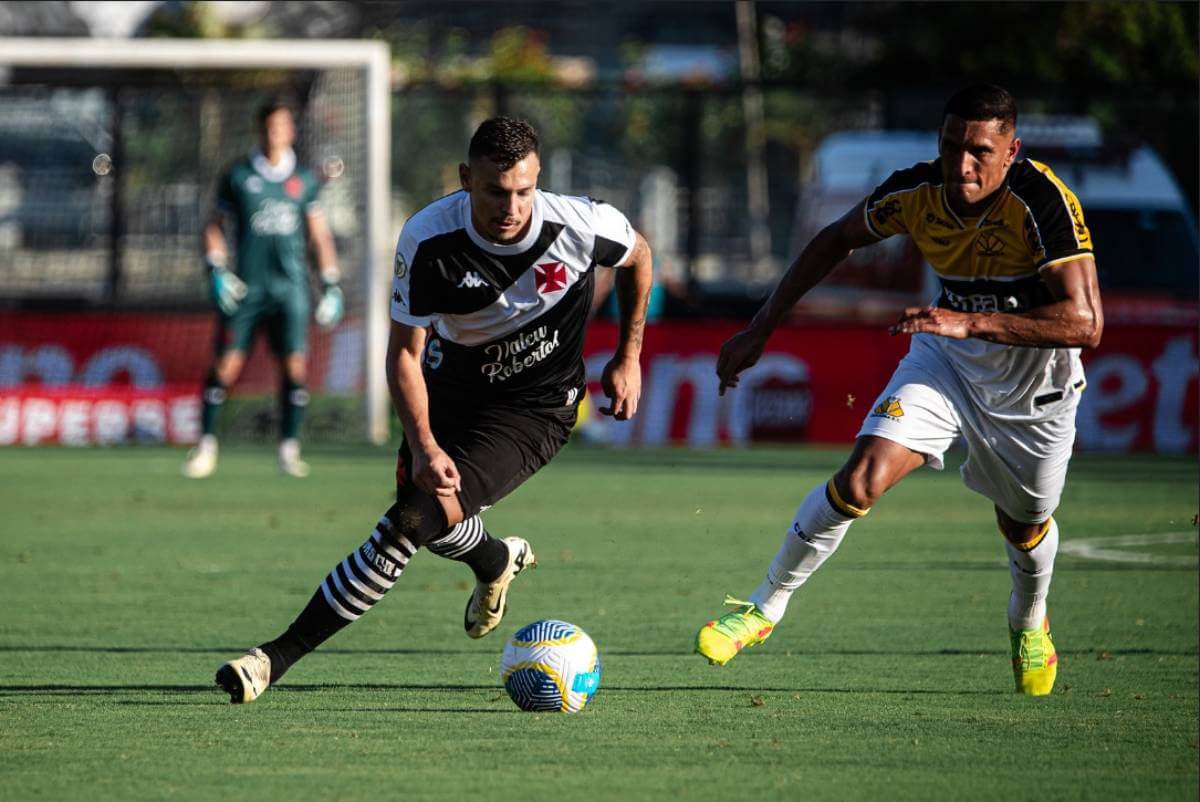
[0,38,391,446]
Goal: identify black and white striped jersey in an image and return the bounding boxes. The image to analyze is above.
[391,189,636,406]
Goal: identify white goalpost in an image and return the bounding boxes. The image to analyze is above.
[0,37,393,445]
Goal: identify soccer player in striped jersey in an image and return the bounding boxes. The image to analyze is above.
[216,117,653,703]
[695,85,1103,696]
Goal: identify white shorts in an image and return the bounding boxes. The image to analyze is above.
[857,342,1078,523]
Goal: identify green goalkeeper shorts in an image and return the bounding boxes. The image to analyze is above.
[214,284,310,357]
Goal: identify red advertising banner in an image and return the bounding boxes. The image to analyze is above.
[1,312,1195,451]
[0,385,200,446]
[579,321,1199,453]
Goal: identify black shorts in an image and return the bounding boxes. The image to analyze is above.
[396,400,578,517]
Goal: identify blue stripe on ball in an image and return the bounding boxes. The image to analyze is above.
[505,667,565,712]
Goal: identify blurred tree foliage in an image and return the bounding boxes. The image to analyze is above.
[759,2,1197,91]
[758,1,1198,207]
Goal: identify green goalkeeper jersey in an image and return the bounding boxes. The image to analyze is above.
[216,148,321,290]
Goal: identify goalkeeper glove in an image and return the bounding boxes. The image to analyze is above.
[206,253,246,316]
[314,265,344,329]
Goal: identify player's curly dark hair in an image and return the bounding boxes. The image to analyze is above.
[468,116,540,170]
[943,84,1017,135]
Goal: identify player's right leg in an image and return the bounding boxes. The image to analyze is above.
[697,356,959,666]
[182,345,247,478]
[214,482,448,703]
[696,437,924,665]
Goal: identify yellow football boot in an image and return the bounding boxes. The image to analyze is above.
[696,596,775,666]
[1010,616,1058,696]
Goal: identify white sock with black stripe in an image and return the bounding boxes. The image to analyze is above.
[1006,518,1058,631]
[747,480,865,623]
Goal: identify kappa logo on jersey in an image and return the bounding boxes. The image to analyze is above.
[535,261,567,294]
[284,175,304,199]
[871,396,904,419]
[457,271,488,289]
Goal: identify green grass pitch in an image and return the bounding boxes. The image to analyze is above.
[1,444,1196,801]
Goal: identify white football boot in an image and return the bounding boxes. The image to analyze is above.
[181,434,218,478]
[277,438,310,478]
[215,647,272,704]
[464,537,537,638]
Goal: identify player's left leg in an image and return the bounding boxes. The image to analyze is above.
[272,293,311,477]
[998,508,1059,696]
[278,352,310,477]
[410,397,579,638]
[959,400,1076,696]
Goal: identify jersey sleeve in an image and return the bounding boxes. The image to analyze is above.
[390,227,433,328]
[591,200,636,267]
[863,166,926,240]
[1019,163,1094,270]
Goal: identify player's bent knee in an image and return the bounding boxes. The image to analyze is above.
[996,507,1050,546]
[835,462,890,511]
[381,485,449,549]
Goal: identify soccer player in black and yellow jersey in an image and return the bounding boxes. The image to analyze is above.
[697,85,1102,696]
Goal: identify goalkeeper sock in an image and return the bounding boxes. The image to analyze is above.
[200,371,226,436]
[1005,518,1058,631]
[280,379,308,440]
[747,480,864,623]
[426,516,510,582]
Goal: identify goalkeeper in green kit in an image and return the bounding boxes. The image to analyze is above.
[183,98,343,479]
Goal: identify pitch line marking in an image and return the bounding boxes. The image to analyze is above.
[1059,531,1198,566]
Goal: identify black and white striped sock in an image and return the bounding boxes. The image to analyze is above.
[320,518,417,622]
[259,516,417,682]
[426,515,486,559]
[427,515,509,582]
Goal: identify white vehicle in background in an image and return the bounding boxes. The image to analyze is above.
[792,117,1199,322]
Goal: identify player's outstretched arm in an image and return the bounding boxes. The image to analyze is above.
[717,201,876,395]
[599,231,653,421]
[890,256,1103,348]
[385,321,461,498]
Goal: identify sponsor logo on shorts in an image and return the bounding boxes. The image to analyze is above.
[870,396,904,419]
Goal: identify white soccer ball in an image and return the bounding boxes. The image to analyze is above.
[500,619,601,713]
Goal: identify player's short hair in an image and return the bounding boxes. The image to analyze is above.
[943,84,1017,135]
[257,96,296,129]
[468,117,539,170]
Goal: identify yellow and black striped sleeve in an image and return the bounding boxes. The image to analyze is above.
[1008,159,1094,270]
[863,161,940,240]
